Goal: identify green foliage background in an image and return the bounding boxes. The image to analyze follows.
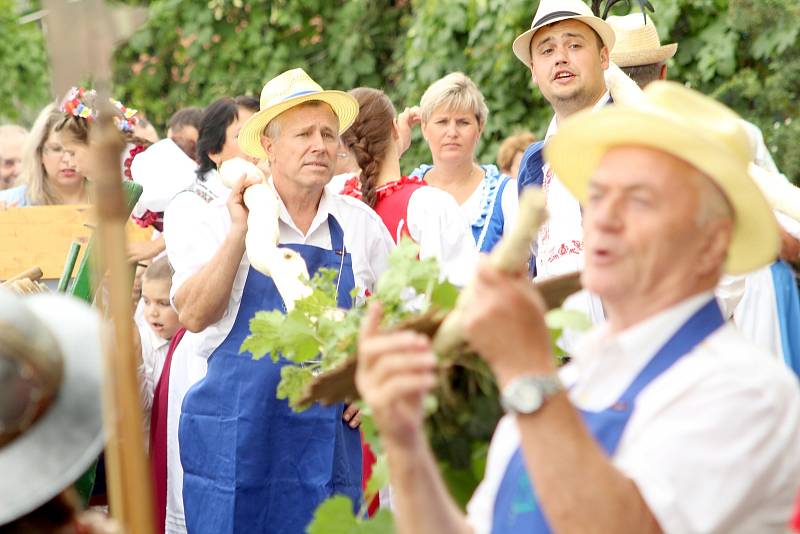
[1,0,797,179]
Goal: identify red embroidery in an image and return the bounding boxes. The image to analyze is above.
[546,240,584,264]
[123,144,147,180]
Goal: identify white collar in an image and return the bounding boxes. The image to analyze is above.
[545,91,611,140]
[270,178,333,239]
[571,290,717,372]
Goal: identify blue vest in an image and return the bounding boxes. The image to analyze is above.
[516,141,546,277]
[409,164,511,253]
[179,215,363,534]
[771,260,800,376]
[491,298,725,532]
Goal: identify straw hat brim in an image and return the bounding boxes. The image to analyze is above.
[238,90,359,159]
[612,42,678,68]
[513,15,617,66]
[0,294,104,525]
[544,105,779,275]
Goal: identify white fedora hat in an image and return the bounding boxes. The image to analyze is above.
[238,68,359,159]
[608,14,678,67]
[0,291,104,525]
[513,0,616,66]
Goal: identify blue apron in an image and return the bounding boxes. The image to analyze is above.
[492,298,724,532]
[179,215,363,534]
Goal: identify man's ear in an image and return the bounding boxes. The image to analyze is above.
[261,135,275,163]
[600,46,610,70]
[696,217,734,278]
[529,64,540,87]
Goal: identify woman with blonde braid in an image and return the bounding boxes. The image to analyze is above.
[339,87,476,286]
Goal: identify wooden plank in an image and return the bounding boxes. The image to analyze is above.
[0,204,152,280]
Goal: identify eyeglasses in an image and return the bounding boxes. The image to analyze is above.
[42,144,75,158]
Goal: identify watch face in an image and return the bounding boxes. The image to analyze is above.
[513,384,543,413]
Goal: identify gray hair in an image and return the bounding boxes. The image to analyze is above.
[419,72,489,128]
[695,173,734,227]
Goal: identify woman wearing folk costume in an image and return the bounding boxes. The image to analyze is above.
[0,103,88,209]
[339,87,477,286]
[156,95,258,534]
[402,72,517,254]
[607,12,800,377]
[174,69,393,533]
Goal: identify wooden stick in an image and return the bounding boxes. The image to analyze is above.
[298,269,582,407]
[1,266,43,285]
[91,96,155,534]
[432,188,548,359]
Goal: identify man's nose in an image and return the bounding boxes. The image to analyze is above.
[588,196,623,232]
[309,130,326,151]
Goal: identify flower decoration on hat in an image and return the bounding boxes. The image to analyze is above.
[60,87,96,121]
[59,86,140,134]
[111,97,140,134]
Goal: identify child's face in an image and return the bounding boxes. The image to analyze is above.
[141,278,180,340]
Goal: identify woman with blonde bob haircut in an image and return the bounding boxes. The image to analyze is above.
[404,72,517,252]
[0,103,87,208]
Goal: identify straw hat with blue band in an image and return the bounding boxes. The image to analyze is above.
[238,68,360,159]
[513,0,616,67]
[544,80,780,276]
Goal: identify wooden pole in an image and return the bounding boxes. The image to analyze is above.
[91,95,155,534]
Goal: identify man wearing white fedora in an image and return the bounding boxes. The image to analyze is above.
[173,68,393,533]
[608,12,800,377]
[355,82,800,533]
[513,0,617,346]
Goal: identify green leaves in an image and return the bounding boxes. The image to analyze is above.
[0,0,51,123]
[306,496,395,534]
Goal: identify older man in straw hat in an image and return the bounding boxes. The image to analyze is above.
[512,0,618,345]
[174,68,393,534]
[355,81,800,534]
[609,12,800,375]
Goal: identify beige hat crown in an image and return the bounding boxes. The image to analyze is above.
[238,68,359,159]
[607,13,678,67]
[512,0,616,66]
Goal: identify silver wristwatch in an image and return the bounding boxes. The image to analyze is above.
[500,375,563,415]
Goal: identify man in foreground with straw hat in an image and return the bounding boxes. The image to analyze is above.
[512,0,618,341]
[356,82,800,533]
[172,68,393,533]
[608,12,800,374]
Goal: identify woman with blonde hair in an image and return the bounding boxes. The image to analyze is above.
[402,72,517,253]
[0,103,87,208]
[339,87,477,285]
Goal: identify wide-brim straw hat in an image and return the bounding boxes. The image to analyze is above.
[0,291,104,525]
[238,68,359,159]
[513,0,616,66]
[545,81,779,275]
[607,14,678,67]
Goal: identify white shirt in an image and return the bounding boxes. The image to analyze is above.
[402,186,478,286]
[459,174,519,241]
[161,175,393,532]
[136,307,171,431]
[467,292,800,534]
[535,96,610,348]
